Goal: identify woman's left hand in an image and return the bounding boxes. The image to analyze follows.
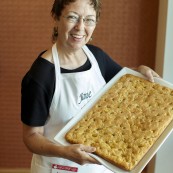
[137,65,160,82]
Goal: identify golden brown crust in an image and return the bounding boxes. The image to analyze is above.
[65,74,173,170]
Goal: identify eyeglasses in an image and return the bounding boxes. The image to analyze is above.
[63,14,97,26]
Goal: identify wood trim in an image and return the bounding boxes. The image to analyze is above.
[147,155,156,173]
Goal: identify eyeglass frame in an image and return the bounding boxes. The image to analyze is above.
[62,14,97,26]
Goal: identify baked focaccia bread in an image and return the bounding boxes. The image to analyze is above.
[65,74,173,171]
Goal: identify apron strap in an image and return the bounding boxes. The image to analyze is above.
[82,45,106,85]
[50,43,61,108]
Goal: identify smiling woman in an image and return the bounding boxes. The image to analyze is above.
[21,1,115,172]
[53,1,97,51]
[51,0,100,44]
[0,0,159,170]
[20,0,159,173]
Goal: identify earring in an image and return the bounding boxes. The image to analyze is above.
[52,27,58,43]
[89,36,93,41]
[53,27,58,37]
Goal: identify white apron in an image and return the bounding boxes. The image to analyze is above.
[31,44,113,173]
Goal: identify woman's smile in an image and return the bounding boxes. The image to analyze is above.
[70,33,85,41]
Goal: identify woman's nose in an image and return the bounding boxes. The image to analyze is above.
[74,18,85,30]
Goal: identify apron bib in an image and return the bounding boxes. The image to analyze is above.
[31,44,113,173]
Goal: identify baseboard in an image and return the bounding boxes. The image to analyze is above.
[0,169,30,173]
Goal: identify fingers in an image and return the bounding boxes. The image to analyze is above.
[65,144,99,165]
[80,145,96,153]
[145,70,154,82]
[145,69,160,82]
[79,145,100,164]
[137,65,160,82]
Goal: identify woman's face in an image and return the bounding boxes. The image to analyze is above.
[56,0,97,51]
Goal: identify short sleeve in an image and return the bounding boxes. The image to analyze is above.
[21,57,55,126]
[21,75,49,126]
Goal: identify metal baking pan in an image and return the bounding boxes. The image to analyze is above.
[54,67,173,173]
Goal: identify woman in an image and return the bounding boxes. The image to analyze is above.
[21,0,159,172]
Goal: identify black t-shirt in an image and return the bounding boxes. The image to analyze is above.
[21,44,122,126]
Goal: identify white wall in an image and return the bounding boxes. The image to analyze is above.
[151,0,173,173]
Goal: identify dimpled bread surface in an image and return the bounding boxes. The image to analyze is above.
[65,74,173,171]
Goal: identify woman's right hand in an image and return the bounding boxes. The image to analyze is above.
[22,124,100,165]
[63,144,100,165]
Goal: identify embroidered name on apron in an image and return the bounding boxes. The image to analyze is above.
[78,91,92,104]
[52,164,78,173]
